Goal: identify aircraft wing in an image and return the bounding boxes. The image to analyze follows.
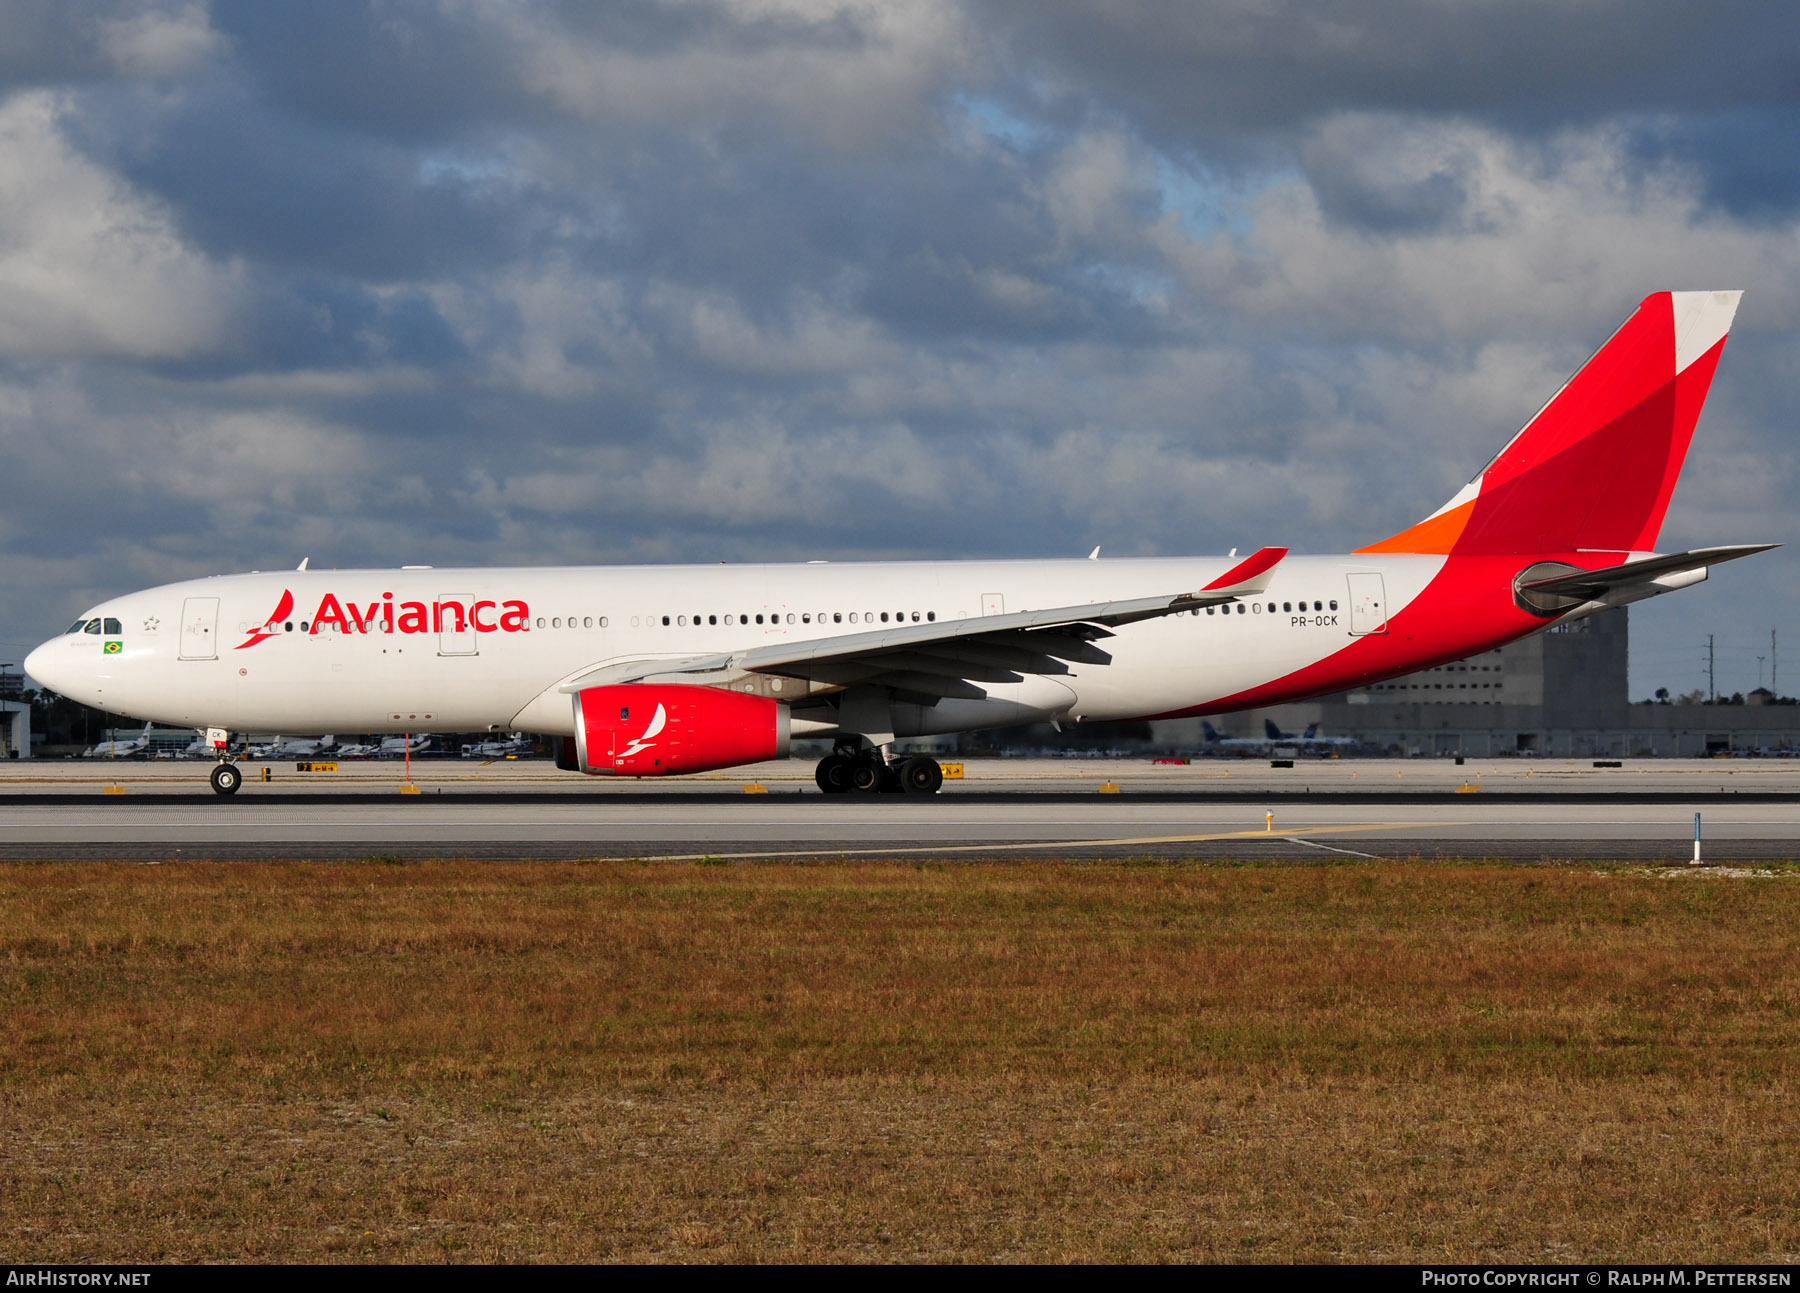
[1519,544,1778,602]
[560,547,1288,702]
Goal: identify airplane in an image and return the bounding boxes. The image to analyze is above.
[269,734,336,759]
[376,734,434,758]
[24,291,1776,797]
[1262,719,1360,754]
[83,721,153,759]
[462,734,531,758]
[1201,721,1274,755]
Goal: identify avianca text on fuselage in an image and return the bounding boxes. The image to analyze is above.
[237,591,533,648]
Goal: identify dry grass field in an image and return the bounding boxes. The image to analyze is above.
[2,858,1798,1263]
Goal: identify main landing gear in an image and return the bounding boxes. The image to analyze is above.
[815,750,944,795]
[209,761,242,796]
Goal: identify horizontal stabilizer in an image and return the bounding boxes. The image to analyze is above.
[1520,544,1779,601]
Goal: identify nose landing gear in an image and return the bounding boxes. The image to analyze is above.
[209,761,242,796]
[814,749,945,795]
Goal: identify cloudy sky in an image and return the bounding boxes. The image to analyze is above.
[3,0,1798,700]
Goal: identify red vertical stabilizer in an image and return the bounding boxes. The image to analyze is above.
[1360,290,1741,556]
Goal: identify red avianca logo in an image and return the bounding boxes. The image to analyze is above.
[235,589,295,649]
[235,590,533,649]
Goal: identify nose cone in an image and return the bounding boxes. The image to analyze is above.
[23,639,56,691]
[23,636,81,701]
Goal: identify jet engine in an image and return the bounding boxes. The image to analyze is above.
[570,683,790,776]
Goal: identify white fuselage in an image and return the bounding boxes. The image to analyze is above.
[25,554,1454,739]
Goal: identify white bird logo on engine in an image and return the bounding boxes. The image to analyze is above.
[617,702,667,760]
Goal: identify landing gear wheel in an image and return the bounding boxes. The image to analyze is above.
[815,754,853,794]
[898,756,944,795]
[849,760,885,794]
[210,762,242,796]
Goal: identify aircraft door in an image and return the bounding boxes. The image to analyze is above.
[179,597,219,659]
[437,595,478,656]
[1347,573,1389,636]
[981,593,1005,615]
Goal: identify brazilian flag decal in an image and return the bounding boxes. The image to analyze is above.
[104,640,122,654]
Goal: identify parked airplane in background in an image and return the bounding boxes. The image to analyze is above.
[1262,719,1360,754]
[25,292,1775,796]
[463,734,532,758]
[1201,721,1275,755]
[270,734,336,759]
[83,722,152,759]
[377,735,433,758]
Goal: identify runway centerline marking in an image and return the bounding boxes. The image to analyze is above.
[1283,836,1380,859]
[633,822,1433,861]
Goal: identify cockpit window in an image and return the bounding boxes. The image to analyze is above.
[67,620,88,634]
[103,618,122,634]
[83,619,102,634]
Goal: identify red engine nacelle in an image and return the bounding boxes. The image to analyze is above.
[570,683,789,776]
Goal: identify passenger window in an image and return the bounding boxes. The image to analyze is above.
[1252,604,1261,614]
[1329,600,1338,611]
[677,615,687,626]
[927,612,935,621]
[756,614,764,624]
[834,613,842,623]
[786,613,795,624]
[880,612,889,623]
[599,617,608,628]
[661,616,670,626]
[849,613,858,624]
[1206,606,1215,616]
[1282,602,1291,613]
[709,615,717,625]
[1237,604,1246,615]
[802,614,811,624]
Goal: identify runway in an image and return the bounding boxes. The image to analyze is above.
[4,757,1799,861]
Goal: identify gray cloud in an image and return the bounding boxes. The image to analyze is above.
[1,0,1797,702]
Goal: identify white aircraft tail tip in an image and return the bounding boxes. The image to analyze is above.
[1672,290,1743,373]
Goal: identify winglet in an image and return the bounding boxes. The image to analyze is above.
[1200,546,1287,595]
